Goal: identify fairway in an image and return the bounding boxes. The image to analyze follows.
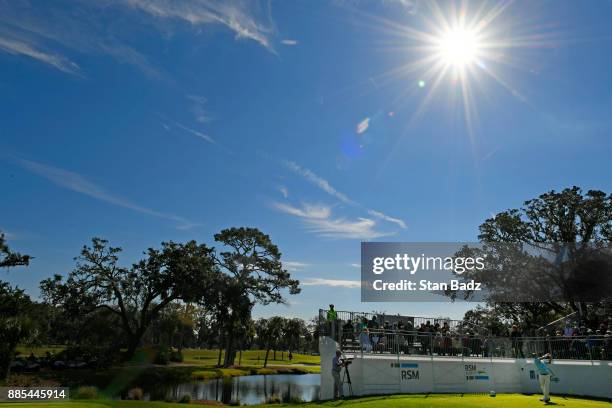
[2,395,610,408]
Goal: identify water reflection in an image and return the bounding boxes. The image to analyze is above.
[156,374,320,405]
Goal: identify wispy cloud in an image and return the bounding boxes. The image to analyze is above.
[278,186,289,198]
[16,158,198,230]
[481,146,501,161]
[349,263,361,268]
[283,261,309,271]
[282,159,407,229]
[174,122,215,144]
[367,209,407,229]
[0,36,80,75]
[0,0,276,77]
[273,202,391,239]
[187,95,211,123]
[281,39,298,46]
[123,0,277,52]
[301,278,361,289]
[282,160,355,205]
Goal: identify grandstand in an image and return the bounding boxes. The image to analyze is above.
[319,309,612,400]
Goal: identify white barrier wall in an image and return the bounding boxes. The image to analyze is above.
[320,337,612,400]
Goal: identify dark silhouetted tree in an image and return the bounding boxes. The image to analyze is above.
[213,227,300,367]
[0,232,32,382]
[41,238,218,360]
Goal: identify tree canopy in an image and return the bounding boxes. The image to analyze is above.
[457,187,612,331]
[41,238,218,359]
[0,232,32,381]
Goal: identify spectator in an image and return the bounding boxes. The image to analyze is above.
[368,315,379,330]
[342,319,355,346]
[327,304,338,340]
[510,325,524,358]
[604,331,612,360]
[359,326,372,352]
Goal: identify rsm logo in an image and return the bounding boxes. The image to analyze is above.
[392,362,420,380]
[401,369,420,380]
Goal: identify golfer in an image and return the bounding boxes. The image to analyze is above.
[332,350,345,399]
[533,353,556,403]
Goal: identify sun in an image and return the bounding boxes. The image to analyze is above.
[436,27,481,68]
[353,1,557,139]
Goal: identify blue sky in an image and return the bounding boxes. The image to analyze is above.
[1,0,612,321]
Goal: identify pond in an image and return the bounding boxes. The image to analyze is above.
[151,373,321,405]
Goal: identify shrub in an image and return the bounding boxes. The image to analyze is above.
[179,394,191,403]
[52,346,119,368]
[127,387,144,400]
[170,350,183,363]
[74,386,99,400]
[154,346,170,365]
[265,394,282,404]
[288,395,304,404]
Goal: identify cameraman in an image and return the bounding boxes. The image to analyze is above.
[332,350,346,399]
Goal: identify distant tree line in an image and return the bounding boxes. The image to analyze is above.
[0,227,319,382]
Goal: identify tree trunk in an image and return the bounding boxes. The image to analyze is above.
[124,326,147,361]
[263,347,271,368]
[125,337,140,361]
[223,326,235,367]
[0,341,17,384]
[217,348,223,367]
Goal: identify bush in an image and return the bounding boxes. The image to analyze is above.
[179,394,191,403]
[154,346,170,365]
[74,386,99,400]
[170,350,183,363]
[288,395,304,404]
[127,387,144,400]
[265,394,282,404]
[52,346,119,368]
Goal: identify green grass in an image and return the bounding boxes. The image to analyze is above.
[1,394,610,408]
[15,345,66,356]
[15,347,320,368]
[190,365,319,380]
[181,349,320,367]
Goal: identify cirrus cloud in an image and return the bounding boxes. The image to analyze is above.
[301,278,361,289]
[273,202,391,239]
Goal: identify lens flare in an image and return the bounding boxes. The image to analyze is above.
[436,27,480,68]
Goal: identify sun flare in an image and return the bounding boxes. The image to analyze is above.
[436,27,480,68]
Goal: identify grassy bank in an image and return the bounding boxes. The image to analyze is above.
[1,394,610,408]
[8,349,320,391]
[15,347,320,368]
[180,349,319,367]
[10,363,318,391]
[190,365,319,380]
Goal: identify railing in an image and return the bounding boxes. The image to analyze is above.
[332,328,611,361]
[319,310,611,361]
[318,309,488,337]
